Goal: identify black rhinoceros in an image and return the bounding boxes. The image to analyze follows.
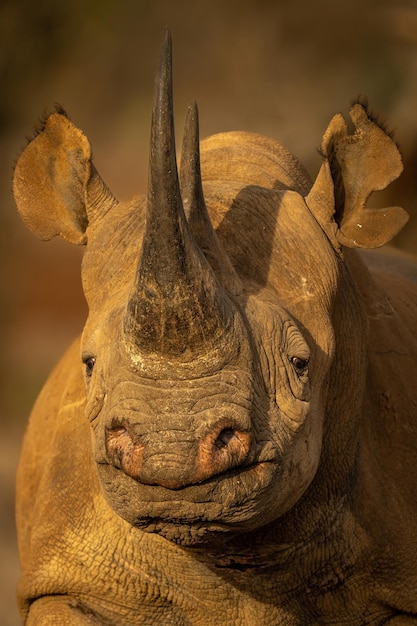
[13,31,417,625]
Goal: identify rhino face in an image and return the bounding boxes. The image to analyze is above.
[76,33,335,545]
[14,31,406,546]
[81,279,327,546]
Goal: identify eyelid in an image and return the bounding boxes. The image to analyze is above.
[290,355,309,368]
[283,321,310,360]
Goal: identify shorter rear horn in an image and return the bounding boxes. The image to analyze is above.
[180,102,242,296]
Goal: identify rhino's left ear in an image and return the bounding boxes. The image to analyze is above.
[305,102,408,249]
[13,110,117,245]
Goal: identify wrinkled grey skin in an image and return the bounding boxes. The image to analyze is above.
[13,32,417,625]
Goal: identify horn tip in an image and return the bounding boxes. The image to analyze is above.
[185,101,199,127]
[162,27,172,55]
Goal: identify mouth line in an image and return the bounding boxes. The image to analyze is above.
[97,458,276,492]
[133,514,219,529]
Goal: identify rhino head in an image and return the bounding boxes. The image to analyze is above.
[13,31,407,546]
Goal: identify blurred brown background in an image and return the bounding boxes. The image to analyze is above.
[2,0,417,623]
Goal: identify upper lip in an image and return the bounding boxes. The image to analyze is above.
[97,439,279,488]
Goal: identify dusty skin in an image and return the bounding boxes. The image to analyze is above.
[13,32,417,625]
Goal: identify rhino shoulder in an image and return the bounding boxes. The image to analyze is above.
[16,338,86,565]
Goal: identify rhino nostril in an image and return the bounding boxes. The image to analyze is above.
[107,425,128,439]
[106,425,130,463]
[105,424,145,481]
[196,425,251,483]
[215,428,236,449]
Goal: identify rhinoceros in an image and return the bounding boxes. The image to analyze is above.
[13,31,417,625]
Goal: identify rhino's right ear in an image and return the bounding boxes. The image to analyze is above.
[305,103,408,250]
[13,111,117,245]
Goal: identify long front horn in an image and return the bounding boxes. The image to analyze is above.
[124,30,233,359]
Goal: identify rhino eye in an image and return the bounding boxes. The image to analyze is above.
[290,356,309,376]
[83,356,96,378]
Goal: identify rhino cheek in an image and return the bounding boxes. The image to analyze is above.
[278,425,323,512]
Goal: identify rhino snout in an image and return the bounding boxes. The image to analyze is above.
[105,421,252,490]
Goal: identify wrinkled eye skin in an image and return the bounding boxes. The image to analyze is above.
[279,321,310,401]
[284,353,310,403]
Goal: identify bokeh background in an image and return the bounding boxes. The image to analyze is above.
[2,0,417,622]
